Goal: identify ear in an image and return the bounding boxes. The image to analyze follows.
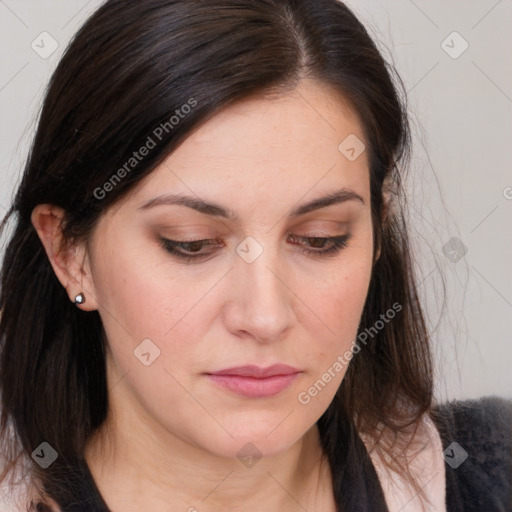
[374,174,393,263]
[31,204,98,311]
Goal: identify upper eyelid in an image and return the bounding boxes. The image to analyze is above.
[163,233,345,243]
[154,217,352,239]
[160,233,350,251]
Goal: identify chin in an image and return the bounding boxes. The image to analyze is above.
[202,419,308,462]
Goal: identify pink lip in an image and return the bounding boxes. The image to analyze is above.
[206,365,301,398]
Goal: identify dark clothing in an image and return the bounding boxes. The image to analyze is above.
[431,395,512,511]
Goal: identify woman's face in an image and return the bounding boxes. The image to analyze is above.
[84,78,374,459]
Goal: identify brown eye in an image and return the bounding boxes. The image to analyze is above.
[287,234,351,256]
[185,240,205,252]
[158,233,351,264]
[159,237,221,261]
[307,237,330,248]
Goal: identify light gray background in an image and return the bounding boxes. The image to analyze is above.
[1,0,511,403]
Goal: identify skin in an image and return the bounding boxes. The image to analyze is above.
[31,78,384,511]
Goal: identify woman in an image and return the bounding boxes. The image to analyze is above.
[0,1,510,511]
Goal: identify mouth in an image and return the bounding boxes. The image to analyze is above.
[205,364,302,398]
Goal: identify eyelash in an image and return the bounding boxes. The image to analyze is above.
[158,233,351,262]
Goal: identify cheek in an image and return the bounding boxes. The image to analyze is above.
[330,264,372,335]
[298,252,373,382]
[92,233,195,331]
[90,235,223,380]
[310,255,373,336]
[291,262,372,414]
[89,242,212,423]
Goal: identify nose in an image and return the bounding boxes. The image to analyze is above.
[223,243,294,344]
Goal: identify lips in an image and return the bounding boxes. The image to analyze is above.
[208,364,300,378]
[206,364,301,398]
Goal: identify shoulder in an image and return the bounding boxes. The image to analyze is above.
[430,394,511,460]
[430,395,512,511]
[359,411,447,512]
[431,394,511,428]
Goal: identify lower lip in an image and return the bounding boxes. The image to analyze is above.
[206,373,300,398]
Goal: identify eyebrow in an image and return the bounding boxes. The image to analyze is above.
[137,188,365,220]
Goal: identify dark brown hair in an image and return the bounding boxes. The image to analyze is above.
[0,0,433,510]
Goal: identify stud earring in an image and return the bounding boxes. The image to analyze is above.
[74,293,85,305]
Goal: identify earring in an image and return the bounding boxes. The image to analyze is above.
[74,293,85,305]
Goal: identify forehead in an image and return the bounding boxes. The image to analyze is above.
[116,79,370,217]
[175,78,365,165]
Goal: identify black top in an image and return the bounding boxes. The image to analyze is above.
[34,395,512,511]
[431,395,512,511]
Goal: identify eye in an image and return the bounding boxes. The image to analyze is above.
[287,234,351,257]
[158,233,351,263]
[158,237,222,262]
